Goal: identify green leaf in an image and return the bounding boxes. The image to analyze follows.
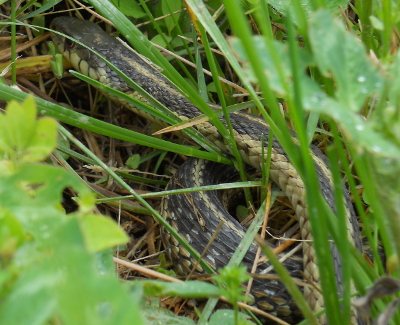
[142,297,196,325]
[0,98,34,158]
[125,154,140,169]
[22,117,57,163]
[0,163,90,241]
[79,214,129,253]
[267,0,350,25]
[0,207,25,256]
[309,10,383,112]
[311,98,400,157]
[0,96,57,163]
[229,13,400,158]
[151,33,172,47]
[31,15,45,36]
[51,235,144,325]
[161,0,182,34]
[209,309,253,325]
[158,253,174,271]
[77,192,97,214]
[369,15,384,31]
[229,36,313,96]
[378,51,400,146]
[235,205,249,222]
[112,0,146,18]
[141,280,220,298]
[0,215,143,325]
[0,266,59,325]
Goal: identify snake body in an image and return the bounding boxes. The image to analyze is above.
[50,16,363,323]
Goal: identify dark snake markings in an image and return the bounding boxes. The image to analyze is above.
[50,16,363,324]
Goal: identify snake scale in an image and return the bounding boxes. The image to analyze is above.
[50,16,363,324]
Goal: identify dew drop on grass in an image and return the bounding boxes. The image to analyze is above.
[97,301,112,318]
[310,93,323,103]
[39,224,50,239]
[330,110,340,119]
[95,253,110,275]
[372,145,382,153]
[355,124,364,131]
[78,116,89,124]
[39,224,48,231]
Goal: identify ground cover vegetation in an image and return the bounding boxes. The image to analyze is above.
[1,0,400,324]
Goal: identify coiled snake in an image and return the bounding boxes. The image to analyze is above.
[50,16,363,324]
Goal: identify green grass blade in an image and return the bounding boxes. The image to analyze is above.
[0,83,229,164]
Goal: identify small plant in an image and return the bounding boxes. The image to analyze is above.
[0,97,141,325]
[214,265,252,325]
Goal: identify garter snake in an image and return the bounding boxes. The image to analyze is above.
[50,16,363,324]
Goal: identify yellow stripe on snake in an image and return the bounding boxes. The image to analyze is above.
[51,16,364,324]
